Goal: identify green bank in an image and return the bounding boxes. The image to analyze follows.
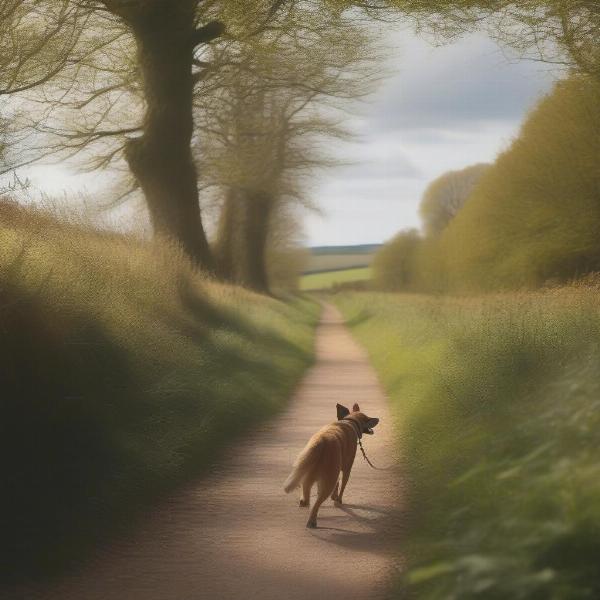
[336,289,600,599]
[0,202,319,582]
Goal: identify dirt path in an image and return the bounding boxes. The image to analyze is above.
[14,304,402,600]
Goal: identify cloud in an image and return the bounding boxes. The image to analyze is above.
[323,137,422,183]
[370,32,557,133]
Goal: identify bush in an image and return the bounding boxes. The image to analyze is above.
[439,75,600,291]
[419,163,490,237]
[372,229,421,291]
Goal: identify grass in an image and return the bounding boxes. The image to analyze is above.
[305,253,376,274]
[300,266,372,290]
[334,287,600,599]
[0,201,319,583]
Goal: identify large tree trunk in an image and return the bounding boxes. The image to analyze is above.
[215,187,241,282]
[120,2,214,271]
[242,190,273,294]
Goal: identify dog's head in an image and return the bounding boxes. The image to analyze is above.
[336,402,379,435]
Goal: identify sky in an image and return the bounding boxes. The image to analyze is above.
[303,28,558,246]
[17,26,558,248]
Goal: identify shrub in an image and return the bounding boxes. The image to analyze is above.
[372,229,421,291]
[440,75,600,290]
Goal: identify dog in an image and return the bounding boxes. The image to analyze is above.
[283,402,379,528]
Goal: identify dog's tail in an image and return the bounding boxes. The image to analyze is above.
[283,439,323,493]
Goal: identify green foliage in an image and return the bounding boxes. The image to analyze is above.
[372,229,420,291]
[336,288,600,599]
[437,76,600,291]
[376,75,600,293]
[419,164,489,236]
[0,202,319,582]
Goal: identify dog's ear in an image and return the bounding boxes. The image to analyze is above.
[366,417,379,429]
[336,404,350,420]
[352,403,360,413]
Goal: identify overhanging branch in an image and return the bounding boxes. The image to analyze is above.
[191,20,226,48]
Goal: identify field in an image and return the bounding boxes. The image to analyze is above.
[300,266,372,290]
[304,244,380,274]
[335,288,600,599]
[0,202,319,582]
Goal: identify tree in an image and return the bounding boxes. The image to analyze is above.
[2,2,295,271]
[77,1,229,270]
[0,1,86,96]
[203,78,335,293]
[333,1,600,80]
[196,3,380,292]
[0,1,236,268]
[1,0,354,274]
[419,163,489,236]
[372,228,421,291]
[266,207,309,291]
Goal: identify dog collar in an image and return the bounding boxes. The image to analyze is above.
[342,417,362,439]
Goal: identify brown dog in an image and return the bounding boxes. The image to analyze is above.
[283,403,379,528]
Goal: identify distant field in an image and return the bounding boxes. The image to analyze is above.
[304,244,380,275]
[300,267,372,290]
[305,254,375,273]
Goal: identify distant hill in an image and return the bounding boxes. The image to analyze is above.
[304,244,382,274]
[309,244,382,256]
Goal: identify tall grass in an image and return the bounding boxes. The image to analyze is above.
[335,288,600,599]
[0,201,319,582]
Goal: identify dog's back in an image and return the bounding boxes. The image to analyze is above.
[283,422,354,493]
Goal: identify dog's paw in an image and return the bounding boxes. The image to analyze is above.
[299,499,309,508]
[306,519,317,529]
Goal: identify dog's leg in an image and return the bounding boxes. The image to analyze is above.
[335,451,356,506]
[307,472,338,528]
[335,469,352,506]
[306,486,329,528]
[300,480,312,507]
[330,480,340,502]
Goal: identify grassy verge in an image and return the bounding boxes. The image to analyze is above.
[1,202,319,582]
[300,266,372,290]
[334,289,600,599]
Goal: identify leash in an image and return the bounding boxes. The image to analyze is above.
[341,417,392,471]
[358,437,388,471]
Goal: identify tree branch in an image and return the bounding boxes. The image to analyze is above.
[191,20,226,48]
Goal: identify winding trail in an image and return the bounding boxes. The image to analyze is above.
[13,304,403,600]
